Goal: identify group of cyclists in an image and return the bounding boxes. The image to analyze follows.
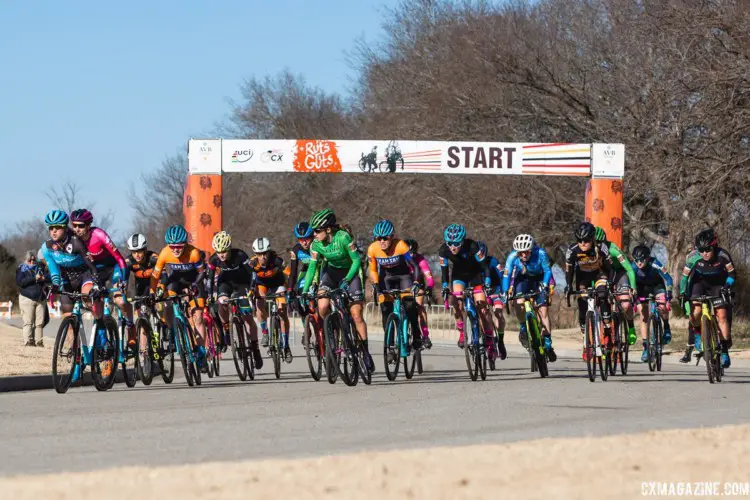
[38,204,738,384]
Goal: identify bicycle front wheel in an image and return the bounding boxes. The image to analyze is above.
[383,313,400,381]
[339,317,359,387]
[463,311,479,381]
[584,312,596,382]
[304,314,322,381]
[654,317,663,372]
[271,315,282,380]
[323,313,341,384]
[92,318,119,391]
[158,324,175,384]
[136,317,154,386]
[174,318,194,387]
[230,317,249,381]
[52,316,80,394]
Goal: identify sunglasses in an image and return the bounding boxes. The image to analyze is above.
[577,239,593,244]
[635,258,647,264]
[447,241,462,248]
[72,223,89,228]
[518,250,531,257]
[313,228,325,234]
[698,247,713,253]
[169,244,185,251]
[48,225,67,230]
[376,236,391,242]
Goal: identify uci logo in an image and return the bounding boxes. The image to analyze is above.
[260,149,284,163]
[231,150,253,163]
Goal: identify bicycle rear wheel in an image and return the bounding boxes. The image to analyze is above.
[121,324,138,388]
[324,313,341,384]
[52,316,80,394]
[92,318,119,391]
[304,315,322,381]
[159,324,175,384]
[136,318,154,385]
[609,317,622,376]
[585,312,596,382]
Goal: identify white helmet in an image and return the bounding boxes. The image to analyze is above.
[252,237,271,253]
[513,234,534,252]
[127,233,148,251]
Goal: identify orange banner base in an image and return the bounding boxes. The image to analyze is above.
[183,174,222,253]
[585,178,624,248]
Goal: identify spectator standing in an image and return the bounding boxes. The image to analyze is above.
[16,250,48,347]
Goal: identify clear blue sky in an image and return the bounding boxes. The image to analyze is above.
[0,0,397,237]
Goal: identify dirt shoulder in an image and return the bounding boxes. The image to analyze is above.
[2,424,749,499]
[0,322,52,377]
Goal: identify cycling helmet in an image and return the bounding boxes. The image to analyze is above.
[44,210,69,227]
[70,209,93,225]
[444,224,466,245]
[632,245,651,262]
[252,237,271,253]
[165,225,188,245]
[575,222,596,242]
[513,234,534,252]
[476,240,488,256]
[310,208,336,230]
[373,219,395,238]
[294,221,313,239]
[212,231,232,253]
[127,233,147,251]
[404,239,419,253]
[594,226,607,243]
[695,228,718,250]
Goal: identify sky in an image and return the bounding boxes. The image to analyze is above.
[0,0,398,237]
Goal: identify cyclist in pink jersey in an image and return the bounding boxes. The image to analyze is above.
[70,209,135,346]
[405,239,434,349]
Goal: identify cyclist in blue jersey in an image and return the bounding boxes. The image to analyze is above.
[479,242,507,360]
[631,245,674,363]
[502,234,556,362]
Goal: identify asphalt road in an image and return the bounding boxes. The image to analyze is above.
[1,339,749,477]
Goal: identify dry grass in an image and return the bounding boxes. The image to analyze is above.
[0,322,52,377]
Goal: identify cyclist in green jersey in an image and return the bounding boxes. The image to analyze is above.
[301,208,374,372]
[595,227,637,345]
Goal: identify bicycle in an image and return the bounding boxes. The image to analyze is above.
[130,295,157,385]
[166,292,202,387]
[145,296,177,384]
[263,292,287,380]
[201,303,222,378]
[693,294,726,384]
[227,294,255,382]
[380,289,422,381]
[453,289,490,382]
[104,292,137,389]
[608,292,630,376]
[509,290,548,378]
[300,292,325,381]
[318,288,371,386]
[51,290,119,393]
[567,287,609,382]
[639,294,668,373]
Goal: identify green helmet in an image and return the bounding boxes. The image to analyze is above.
[594,226,607,243]
[310,208,336,230]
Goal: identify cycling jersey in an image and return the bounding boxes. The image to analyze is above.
[679,248,736,295]
[487,256,503,289]
[411,252,435,288]
[367,239,419,284]
[80,227,127,282]
[438,239,490,288]
[606,242,637,291]
[288,243,312,291]
[302,229,361,294]
[41,232,99,287]
[564,242,613,286]
[125,251,158,296]
[501,246,552,294]
[634,257,673,296]
[249,252,287,285]
[150,245,206,291]
[207,249,254,287]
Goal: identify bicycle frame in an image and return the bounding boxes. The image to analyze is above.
[381,290,412,358]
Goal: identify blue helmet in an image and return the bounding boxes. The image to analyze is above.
[444,224,466,245]
[44,210,69,227]
[373,219,395,238]
[294,221,313,239]
[165,224,188,245]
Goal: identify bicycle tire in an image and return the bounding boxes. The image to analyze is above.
[647,318,657,372]
[121,323,138,388]
[230,317,248,381]
[358,345,372,385]
[271,315,282,380]
[379,160,390,173]
[174,318,194,387]
[384,313,400,381]
[703,315,720,384]
[621,337,629,375]
[323,313,340,384]
[159,324,175,384]
[585,312,596,382]
[52,316,80,394]
[212,351,220,377]
[339,316,359,387]
[92,318,119,391]
[528,315,547,378]
[609,317,621,376]
[403,315,416,380]
[463,310,479,381]
[304,315,323,381]
[136,318,154,385]
[654,317,663,372]
[477,317,488,381]
[416,349,423,374]
[358,158,368,172]
[713,320,723,383]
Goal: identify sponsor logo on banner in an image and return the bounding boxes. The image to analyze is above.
[293,140,342,173]
[446,146,517,169]
[231,149,254,163]
[260,149,284,163]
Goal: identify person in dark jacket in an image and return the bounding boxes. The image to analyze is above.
[16,251,48,347]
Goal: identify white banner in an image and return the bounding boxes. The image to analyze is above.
[189,139,623,178]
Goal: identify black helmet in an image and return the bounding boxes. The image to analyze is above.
[404,238,418,253]
[632,245,651,262]
[695,228,718,250]
[575,222,596,242]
